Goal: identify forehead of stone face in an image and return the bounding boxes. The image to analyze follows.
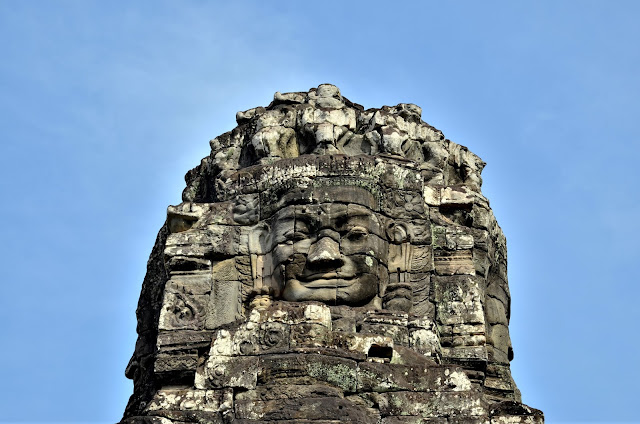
[263,183,377,212]
[310,184,378,210]
[268,189,384,240]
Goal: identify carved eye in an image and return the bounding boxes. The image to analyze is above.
[284,231,308,242]
[345,226,368,241]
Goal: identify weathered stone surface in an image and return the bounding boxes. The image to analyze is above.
[122,84,542,423]
[357,362,471,392]
[235,384,344,401]
[382,418,448,424]
[259,353,358,392]
[145,389,232,412]
[235,397,378,422]
[375,391,487,418]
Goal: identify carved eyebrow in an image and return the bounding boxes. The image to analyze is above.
[293,213,315,225]
[270,214,295,234]
[275,207,296,219]
[344,210,372,218]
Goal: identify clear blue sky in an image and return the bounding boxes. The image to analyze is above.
[1,1,638,423]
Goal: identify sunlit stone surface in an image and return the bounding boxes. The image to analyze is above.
[121,84,543,423]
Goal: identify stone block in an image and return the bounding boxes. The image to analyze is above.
[379,164,423,192]
[149,409,229,423]
[235,396,378,422]
[409,327,441,359]
[205,280,242,330]
[473,249,490,278]
[360,323,409,346]
[406,219,432,245]
[446,228,474,250]
[441,186,475,206]
[376,391,487,418]
[485,297,508,326]
[331,332,394,357]
[452,324,486,335]
[165,272,212,296]
[164,256,211,273]
[442,346,488,364]
[156,330,212,351]
[259,353,358,392]
[490,417,542,424]
[472,228,490,251]
[121,417,174,424]
[154,353,197,373]
[232,193,260,225]
[211,258,239,281]
[432,276,485,326]
[411,246,434,272]
[209,322,291,356]
[290,323,330,348]
[486,345,510,366]
[196,355,259,390]
[364,311,409,326]
[423,185,441,206]
[411,274,433,318]
[273,91,306,105]
[471,204,493,230]
[484,376,513,392]
[382,417,448,424]
[253,302,332,328]
[236,106,266,124]
[490,401,544,424]
[434,250,475,276]
[164,225,240,258]
[431,226,447,249]
[487,324,511,359]
[158,292,207,331]
[145,388,232,412]
[235,384,343,402]
[448,419,490,424]
[255,108,297,131]
[358,362,471,392]
[384,189,427,219]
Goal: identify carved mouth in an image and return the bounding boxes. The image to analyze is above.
[298,276,356,288]
[300,272,353,280]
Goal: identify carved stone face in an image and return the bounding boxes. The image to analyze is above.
[268,189,388,306]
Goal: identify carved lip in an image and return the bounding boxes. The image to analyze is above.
[299,272,354,281]
[298,277,356,288]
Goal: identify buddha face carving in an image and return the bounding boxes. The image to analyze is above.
[267,188,388,306]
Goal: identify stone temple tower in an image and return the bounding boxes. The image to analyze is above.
[121,84,543,423]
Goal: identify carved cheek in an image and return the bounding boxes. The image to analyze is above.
[284,253,306,279]
[341,235,386,259]
[271,243,294,269]
[345,254,378,275]
[292,238,312,255]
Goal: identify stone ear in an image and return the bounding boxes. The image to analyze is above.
[248,223,271,295]
[248,222,270,255]
[385,222,413,312]
[386,222,412,271]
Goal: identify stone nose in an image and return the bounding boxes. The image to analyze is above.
[307,236,343,269]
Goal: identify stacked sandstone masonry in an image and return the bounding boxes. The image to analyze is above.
[122,84,543,423]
